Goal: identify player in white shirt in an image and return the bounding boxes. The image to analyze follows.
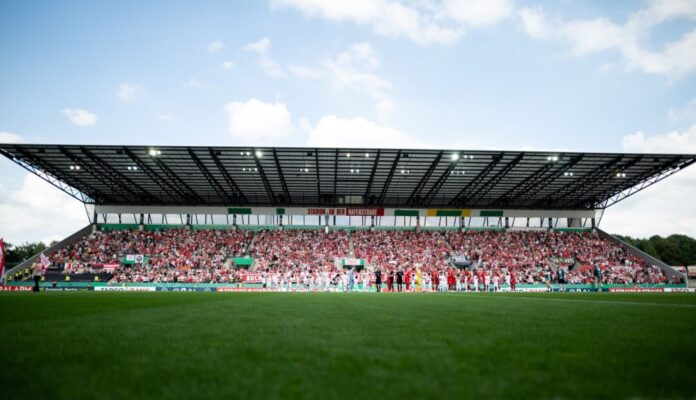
[493,273,500,292]
[362,272,371,292]
[473,273,479,292]
[341,271,350,292]
[484,273,491,292]
[439,271,447,292]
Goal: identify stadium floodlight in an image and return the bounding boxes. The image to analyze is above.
[451,153,459,161]
[346,153,351,158]
[304,168,309,172]
[356,169,360,173]
[563,172,574,177]
[255,150,263,158]
[401,169,405,174]
[127,166,138,171]
[148,148,161,157]
[254,168,258,172]
[616,172,627,178]
[365,153,369,158]
[246,151,250,156]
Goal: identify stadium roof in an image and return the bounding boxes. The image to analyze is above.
[1,144,694,210]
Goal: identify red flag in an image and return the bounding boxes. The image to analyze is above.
[0,239,5,280]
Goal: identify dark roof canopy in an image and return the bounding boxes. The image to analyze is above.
[1,144,694,210]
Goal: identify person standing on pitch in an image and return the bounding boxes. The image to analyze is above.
[374,268,382,292]
[557,267,567,292]
[348,267,355,292]
[396,269,403,292]
[416,267,422,292]
[593,264,602,291]
[32,262,42,292]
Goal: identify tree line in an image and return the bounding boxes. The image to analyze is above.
[614,234,696,266]
[3,241,57,268]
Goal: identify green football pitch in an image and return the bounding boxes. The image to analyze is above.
[1,292,694,399]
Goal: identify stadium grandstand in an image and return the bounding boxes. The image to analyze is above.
[1,143,694,292]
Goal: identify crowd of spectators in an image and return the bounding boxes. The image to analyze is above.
[36,227,668,286]
[447,230,667,284]
[49,229,253,283]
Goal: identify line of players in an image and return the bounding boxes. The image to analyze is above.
[255,266,558,292]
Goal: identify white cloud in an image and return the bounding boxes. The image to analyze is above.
[258,56,287,77]
[243,37,271,54]
[0,131,26,143]
[0,174,87,244]
[668,98,696,123]
[559,17,628,56]
[244,37,286,77]
[519,7,549,39]
[224,98,294,140]
[207,40,226,53]
[303,115,429,148]
[61,108,98,127]
[442,0,514,27]
[323,43,395,118]
[522,1,696,78]
[185,77,219,90]
[222,61,235,70]
[271,0,474,45]
[116,83,145,103]
[602,124,696,238]
[157,114,174,122]
[289,64,324,79]
[622,124,696,153]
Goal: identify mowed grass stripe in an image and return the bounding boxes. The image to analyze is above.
[0,292,694,400]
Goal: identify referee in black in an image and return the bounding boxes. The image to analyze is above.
[374,269,382,292]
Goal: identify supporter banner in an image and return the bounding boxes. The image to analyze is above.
[663,288,696,293]
[549,257,575,264]
[0,285,32,291]
[342,258,365,266]
[122,255,147,265]
[156,287,216,292]
[43,287,90,291]
[94,286,156,292]
[608,288,664,293]
[241,273,264,283]
[103,263,120,272]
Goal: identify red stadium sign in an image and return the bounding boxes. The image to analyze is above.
[0,286,32,291]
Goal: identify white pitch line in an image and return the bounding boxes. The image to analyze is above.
[483,295,696,309]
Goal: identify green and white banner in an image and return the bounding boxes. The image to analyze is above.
[122,254,147,265]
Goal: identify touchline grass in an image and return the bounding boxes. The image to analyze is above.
[1,292,694,400]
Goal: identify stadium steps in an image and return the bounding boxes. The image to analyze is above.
[348,232,355,257]
[2,224,93,282]
[597,228,687,282]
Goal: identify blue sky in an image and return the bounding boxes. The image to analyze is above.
[1,0,696,243]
